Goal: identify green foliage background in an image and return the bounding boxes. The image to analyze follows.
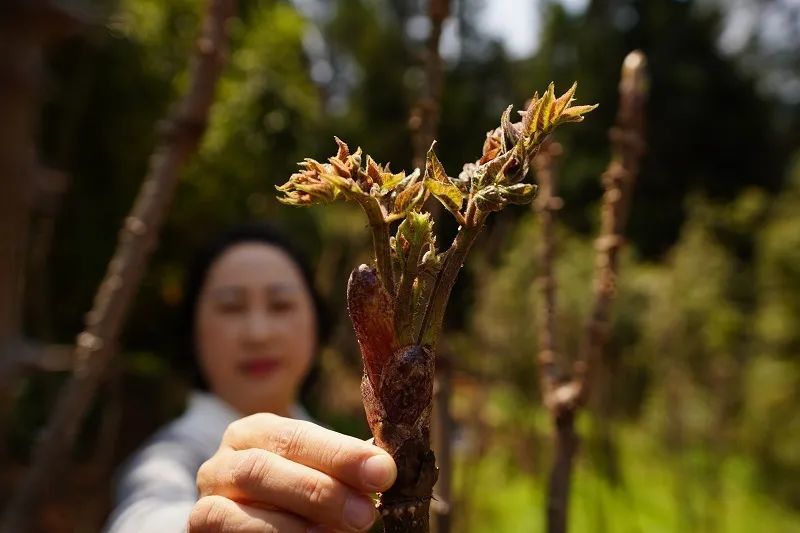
[10,0,800,531]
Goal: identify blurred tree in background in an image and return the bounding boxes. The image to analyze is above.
[4,0,800,531]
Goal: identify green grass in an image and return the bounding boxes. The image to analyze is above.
[450,423,800,532]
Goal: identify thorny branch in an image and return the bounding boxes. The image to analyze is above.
[530,51,649,533]
[0,1,236,530]
[577,50,648,405]
[410,0,451,172]
[533,140,565,404]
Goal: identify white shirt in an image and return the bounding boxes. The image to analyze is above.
[104,392,310,533]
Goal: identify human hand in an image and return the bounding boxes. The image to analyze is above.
[188,413,396,532]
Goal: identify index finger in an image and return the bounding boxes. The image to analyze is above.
[221,413,397,493]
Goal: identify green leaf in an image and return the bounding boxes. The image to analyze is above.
[557,103,599,124]
[522,90,540,133]
[539,82,556,130]
[474,185,505,212]
[403,211,434,243]
[553,82,577,116]
[422,143,464,214]
[425,178,463,213]
[380,171,405,193]
[501,183,538,205]
[424,144,448,183]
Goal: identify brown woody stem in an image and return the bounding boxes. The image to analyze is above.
[530,52,648,533]
[533,141,563,398]
[360,344,437,533]
[357,196,395,295]
[410,0,450,172]
[577,51,647,405]
[418,220,484,346]
[547,406,578,533]
[378,435,438,533]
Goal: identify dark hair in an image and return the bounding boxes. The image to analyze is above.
[178,222,329,404]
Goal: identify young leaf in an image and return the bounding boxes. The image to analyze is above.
[394,212,434,344]
[424,145,464,215]
[392,180,426,217]
[425,179,463,213]
[474,185,506,212]
[553,82,577,117]
[557,104,600,124]
[539,82,556,131]
[501,105,520,151]
[380,171,406,193]
[334,136,350,160]
[501,182,538,205]
[424,144,448,184]
[522,90,540,133]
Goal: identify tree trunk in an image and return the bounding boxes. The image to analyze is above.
[547,408,578,533]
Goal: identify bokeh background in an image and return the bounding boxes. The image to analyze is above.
[3,0,800,531]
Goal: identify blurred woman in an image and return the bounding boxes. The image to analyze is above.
[105,223,396,533]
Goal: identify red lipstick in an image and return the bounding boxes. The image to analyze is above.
[239,359,280,377]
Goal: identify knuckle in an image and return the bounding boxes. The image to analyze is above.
[187,496,229,532]
[196,457,217,494]
[300,475,335,508]
[272,421,307,459]
[321,437,350,471]
[221,420,241,445]
[223,413,272,444]
[230,449,273,492]
[248,411,281,432]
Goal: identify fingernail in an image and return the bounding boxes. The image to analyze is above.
[343,495,376,531]
[361,454,396,490]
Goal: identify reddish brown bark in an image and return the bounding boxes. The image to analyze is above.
[348,266,438,533]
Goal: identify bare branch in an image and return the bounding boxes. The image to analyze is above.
[532,140,564,405]
[0,1,237,529]
[531,52,648,533]
[409,0,451,172]
[577,50,649,406]
[0,338,74,386]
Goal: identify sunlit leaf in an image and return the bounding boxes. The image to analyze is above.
[425,178,463,212]
[557,103,599,124]
[424,144,448,183]
[393,180,425,215]
[381,171,405,193]
[553,82,577,116]
[501,183,538,205]
[539,82,556,130]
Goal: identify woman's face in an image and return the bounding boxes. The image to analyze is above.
[195,242,317,416]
